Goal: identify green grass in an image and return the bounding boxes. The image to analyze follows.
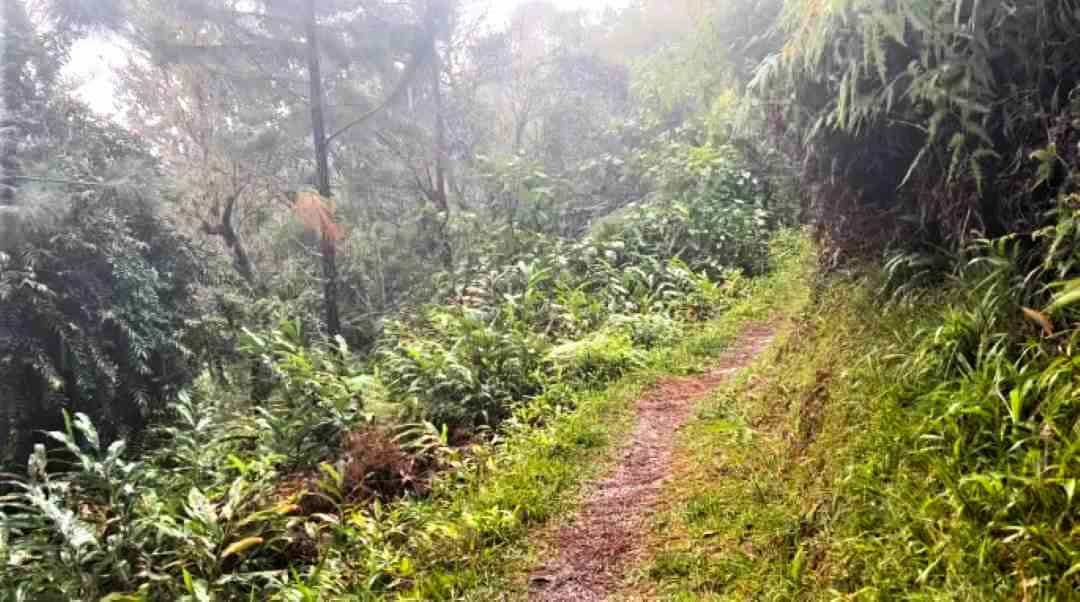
[628,272,940,600]
[381,231,815,600]
[633,254,1080,600]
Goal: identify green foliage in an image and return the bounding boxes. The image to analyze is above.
[607,313,682,348]
[0,192,210,466]
[0,413,151,601]
[754,0,1080,255]
[0,2,803,598]
[380,309,549,431]
[0,403,291,600]
[1,386,318,600]
[240,320,372,469]
[378,175,778,430]
[853,203,1080,597]
[548,331,646,385]
[0,224,799,600]
[645,214,1080,598]
[622,142,776,276]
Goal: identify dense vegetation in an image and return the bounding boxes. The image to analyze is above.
[2,0,1080,599]
[635,1,1080,599]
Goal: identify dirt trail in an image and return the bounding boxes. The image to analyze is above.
[526,324,776,602]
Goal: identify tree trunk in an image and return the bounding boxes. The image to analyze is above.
[222,224,255,285]
[513,111,528,154]
[203,191,256,285]
[305,0,341,337]
[430,46,453,269]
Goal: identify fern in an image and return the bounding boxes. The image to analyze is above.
[0,193,210,467]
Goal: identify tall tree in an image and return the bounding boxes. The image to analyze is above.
[304,0,340,334]
[121,0,444,336]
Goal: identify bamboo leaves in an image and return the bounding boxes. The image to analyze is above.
[756,0,1080,246]
[1047,279,1080,314]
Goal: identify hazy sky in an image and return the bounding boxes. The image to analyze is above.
[65,0,631,116]
[483,0,630,24]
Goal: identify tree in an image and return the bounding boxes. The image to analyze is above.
[364,0,464,269]
[0,1,214,465]
[121,60,301,286]
[458,2,633,239]
[0,0,28,206]
[302,0,341,334]
[473,3,628,162]
[751,0,1080,252]
[123,0,446,336]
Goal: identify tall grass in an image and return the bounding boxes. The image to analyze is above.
[640,234,1080,599]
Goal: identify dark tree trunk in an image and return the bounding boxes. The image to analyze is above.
[305,0,341,337]
[223,224,255,285]
[202,191,256,285]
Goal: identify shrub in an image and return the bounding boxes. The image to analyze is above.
[812,201,1080,597]
[240,320,371,470]
[607,313,682,348]
[0,413,154,600]
[380,309,549,431]
[875,205,1080,596]
[665,261,748,322]
[547,331,646,385]
[755,0,1080,256]
[0,193,209,466]
[625,142,774,276]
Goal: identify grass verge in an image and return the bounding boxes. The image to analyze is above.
[627,269,941,600]
[633,259,1080,600]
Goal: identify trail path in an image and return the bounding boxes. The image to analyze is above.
[526,324,776,601]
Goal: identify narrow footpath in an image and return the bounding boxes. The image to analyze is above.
[527,324,777,601]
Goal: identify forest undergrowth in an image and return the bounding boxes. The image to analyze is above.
[0,205,795,600]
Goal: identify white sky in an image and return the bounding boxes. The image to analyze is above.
[65,0,631,117]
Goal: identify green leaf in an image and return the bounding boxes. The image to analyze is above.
[100,591,148,602]
[1046,279,1080,314]
[344,375,372,392]
[1065,562,1080,579]
[788,546,806,583]
[72,413,100,451]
